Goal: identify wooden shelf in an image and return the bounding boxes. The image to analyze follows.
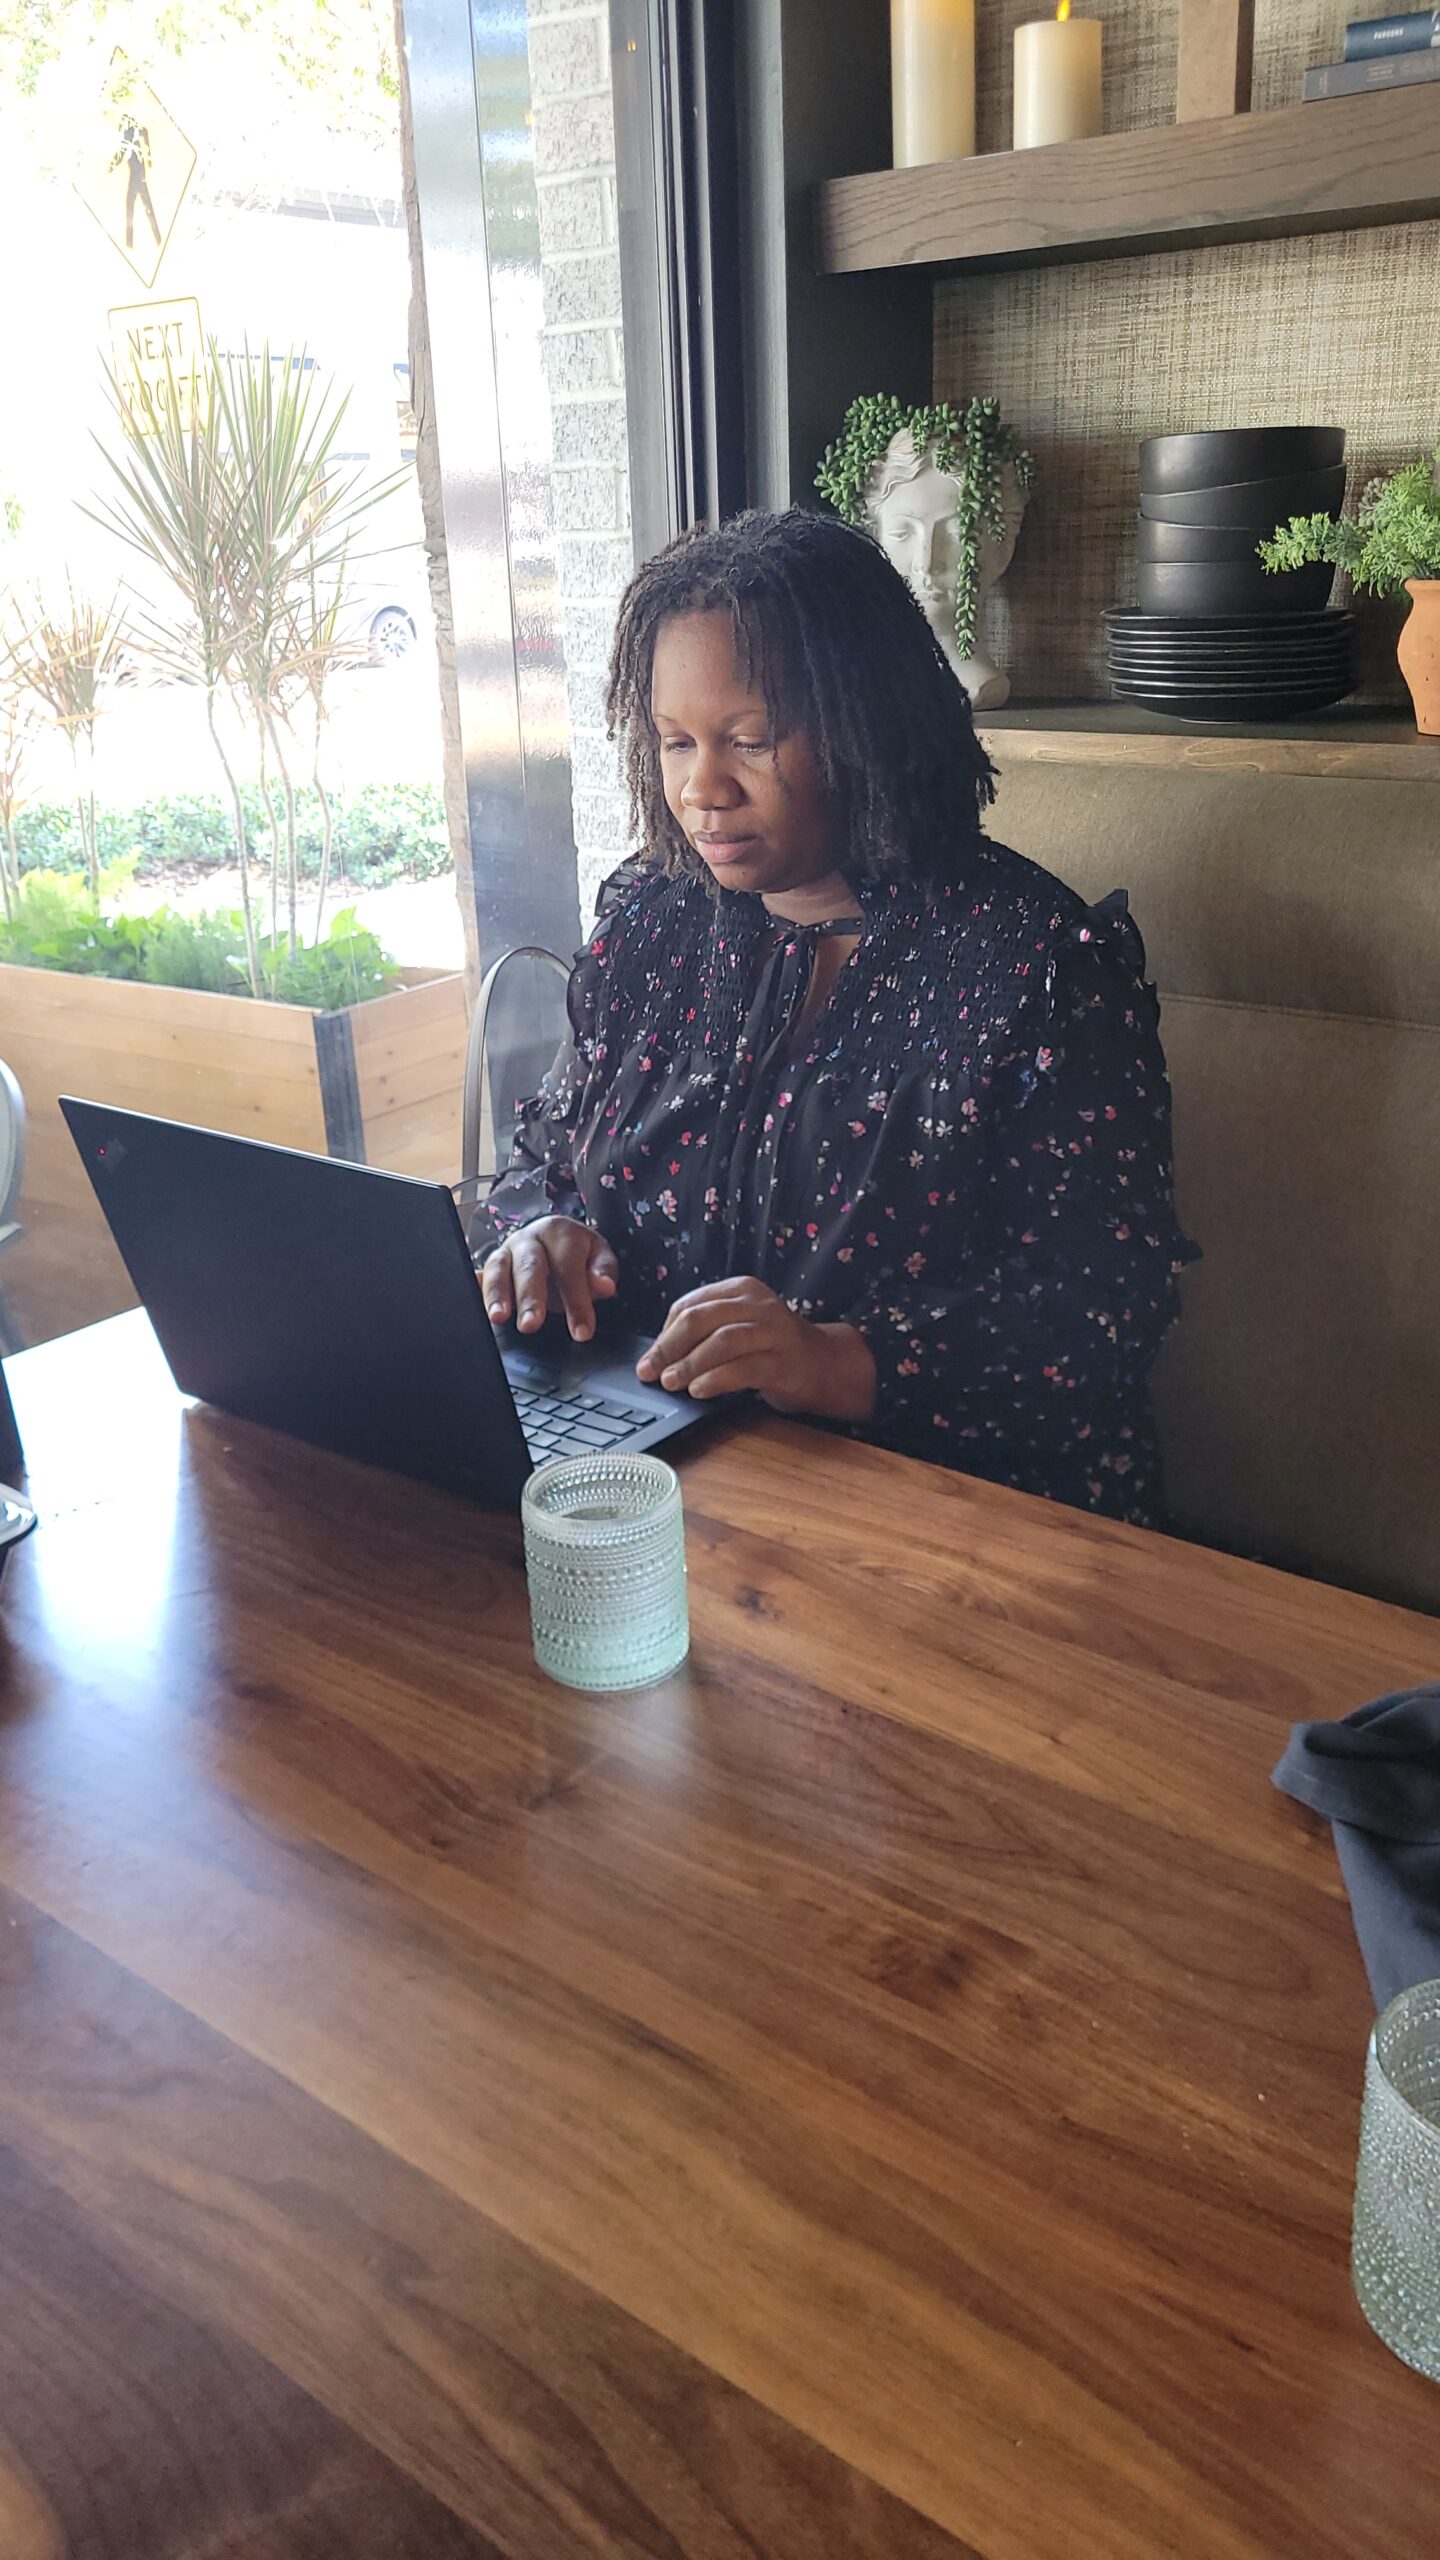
[816,88,1440,276]
[974,702,1437,780]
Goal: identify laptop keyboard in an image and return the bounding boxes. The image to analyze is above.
[510,1383,658,1465]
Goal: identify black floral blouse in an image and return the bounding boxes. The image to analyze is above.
[481,845,1196,1523]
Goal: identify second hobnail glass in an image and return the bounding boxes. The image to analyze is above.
[1352,1977,1440,2383]
[520,1450,688,1692]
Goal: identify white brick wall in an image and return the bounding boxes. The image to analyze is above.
[527,0,635,928]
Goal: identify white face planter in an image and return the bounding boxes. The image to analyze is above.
[865,428,1028,712]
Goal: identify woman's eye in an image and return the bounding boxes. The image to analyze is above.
[659,738,690,754]
[733,737,770,754]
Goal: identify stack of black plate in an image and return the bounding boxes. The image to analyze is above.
[1107,607,1355,722]
[1114,425,1354,719]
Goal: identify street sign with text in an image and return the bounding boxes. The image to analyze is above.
[108,298,205,432]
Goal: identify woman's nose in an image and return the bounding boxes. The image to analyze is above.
[681,745,742,808]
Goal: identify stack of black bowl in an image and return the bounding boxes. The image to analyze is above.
[1108,426,1355,722]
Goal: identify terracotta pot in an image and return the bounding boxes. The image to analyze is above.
[1396,578,1440,736]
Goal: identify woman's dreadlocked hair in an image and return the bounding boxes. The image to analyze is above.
[604,508,996,890]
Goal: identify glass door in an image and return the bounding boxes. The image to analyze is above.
[0,6,460,1347]
[0,0,710,1353]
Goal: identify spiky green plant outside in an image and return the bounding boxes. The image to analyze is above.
[205,349,396,956]
[0,617,37,920]
[87,340,403,996]
[7,582,129,904]
[86,347,262,988]
[285,535,365,942]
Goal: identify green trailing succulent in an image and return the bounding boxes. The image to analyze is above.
[816,393,1035,656]
[1259,448,1440,596]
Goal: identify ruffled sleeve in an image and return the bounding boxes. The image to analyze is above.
[847,894,1197,1521]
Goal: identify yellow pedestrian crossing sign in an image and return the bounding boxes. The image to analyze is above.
[74,52,196,291]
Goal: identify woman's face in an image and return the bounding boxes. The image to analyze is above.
[650,610,840,899]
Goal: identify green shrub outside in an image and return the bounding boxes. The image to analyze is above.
[12,780,450,887]
[0,869,400,1008]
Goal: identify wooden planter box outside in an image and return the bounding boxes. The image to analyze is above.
[2,962,469,1342]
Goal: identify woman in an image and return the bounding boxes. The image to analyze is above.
[480,509,1193,1523]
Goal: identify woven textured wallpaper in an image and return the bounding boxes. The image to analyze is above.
[937,2,1440,702]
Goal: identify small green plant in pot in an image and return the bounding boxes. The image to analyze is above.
[1260,449,1440,735]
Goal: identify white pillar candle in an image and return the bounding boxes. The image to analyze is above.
[1013,4,1103,150]
[891,0,976,169]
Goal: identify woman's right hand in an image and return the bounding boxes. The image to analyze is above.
[481,1217,620,1342]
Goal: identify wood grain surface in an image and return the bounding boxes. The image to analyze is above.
[816,86,1440,274]
[975,704,1440,782]
[3,1310,1438,2559]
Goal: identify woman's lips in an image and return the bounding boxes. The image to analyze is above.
[692,833,758,867]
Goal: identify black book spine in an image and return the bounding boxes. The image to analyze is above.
[1343,11,1439,58]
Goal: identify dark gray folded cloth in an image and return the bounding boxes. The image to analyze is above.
[1272,1685,1440,2011]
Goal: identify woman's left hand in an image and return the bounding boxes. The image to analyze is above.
[636,1276,877,1423]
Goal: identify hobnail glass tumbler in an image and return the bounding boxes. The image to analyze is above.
[521,1451,689,1692]
[1352,1977,1440,2382]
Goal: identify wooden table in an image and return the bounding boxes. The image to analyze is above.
[2,1311,1437,2559]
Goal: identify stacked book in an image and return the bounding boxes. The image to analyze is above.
[1304,10,1440,97]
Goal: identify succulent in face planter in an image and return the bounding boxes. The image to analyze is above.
[817,394,1035,710]
[1259,449,1440,735]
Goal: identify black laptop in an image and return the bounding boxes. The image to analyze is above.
[62,1098,706,1507]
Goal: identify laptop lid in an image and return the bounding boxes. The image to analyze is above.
[61,1096,534,1508]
